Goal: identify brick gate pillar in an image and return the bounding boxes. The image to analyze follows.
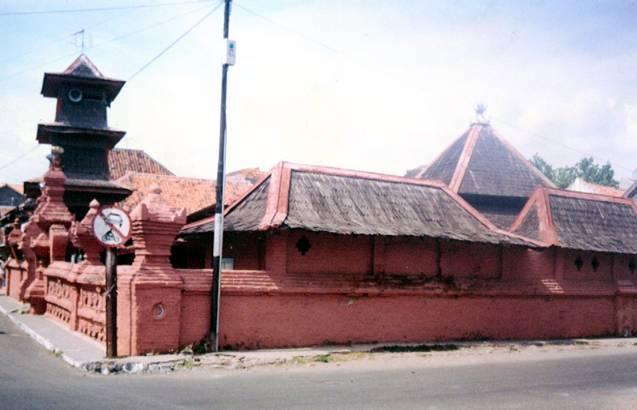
[117,184,187,356]
[23,155,73,313]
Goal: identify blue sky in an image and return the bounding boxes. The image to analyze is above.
[1,0,636,186]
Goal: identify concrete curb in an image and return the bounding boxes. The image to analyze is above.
[3,294,637,376]
[0,301,84,368]
[0,296,102,369]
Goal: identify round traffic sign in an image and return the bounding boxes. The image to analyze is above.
[92,206,131,248]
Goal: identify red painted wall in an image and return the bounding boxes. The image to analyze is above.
[286,231,372,276]
[219,293,616,349]
[440,241,500,278]
[384,237,437,276]
[224,232,264,271]
[613,254,637,281]
[558,249,613,281]
[502,247,555,282]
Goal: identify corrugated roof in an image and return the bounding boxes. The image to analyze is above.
[417,123,555,197]
[182,162,540,248]
[511,188,637,254]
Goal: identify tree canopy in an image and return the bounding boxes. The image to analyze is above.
[530,155,619,189]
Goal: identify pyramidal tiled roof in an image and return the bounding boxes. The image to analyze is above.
[41,54,125,101]
[417,123,555,198]
[63,54,104,78]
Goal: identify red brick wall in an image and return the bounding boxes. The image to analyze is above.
[224,233,264,271]
[440,241,500,279]
[384,237,437,276]
[558,249,613,281]
[612,254,637,281]
[286,231,373,276]
[280,233,501,279]
[219,293,616,349]
[179,293,211,346]
[502,247,555,282]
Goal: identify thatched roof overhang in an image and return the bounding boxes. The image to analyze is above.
[511,187,637,254]
[181,162,543,249]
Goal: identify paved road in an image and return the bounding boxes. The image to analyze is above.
[1,314,637,410]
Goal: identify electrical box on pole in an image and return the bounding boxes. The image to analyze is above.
[223,39,236,66]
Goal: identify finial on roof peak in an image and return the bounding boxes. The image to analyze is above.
[473,103,489,125]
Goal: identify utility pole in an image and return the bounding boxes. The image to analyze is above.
[210,0,234,352]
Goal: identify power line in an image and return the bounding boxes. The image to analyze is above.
[0,3,213,84]
[101,3,212,45]
[491,116,635,173]
[0,0,214,16]
[128,1,223,80]
[0,145,41,172]
[234,2,337,53]
[0,9,133,65]
[0,52,78,84]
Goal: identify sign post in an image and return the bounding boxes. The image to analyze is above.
[104,248,117,358]
[92,206,131,358]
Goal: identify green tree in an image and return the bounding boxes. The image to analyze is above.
[530,155,619,189]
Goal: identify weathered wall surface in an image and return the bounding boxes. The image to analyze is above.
[5,170,637,355]
[219,293,617,349]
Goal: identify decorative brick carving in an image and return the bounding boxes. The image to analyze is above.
[70,199,103,266]
[117,184,187,355]
[29,153,74,313]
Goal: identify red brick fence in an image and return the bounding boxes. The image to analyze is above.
[2,163,637,355]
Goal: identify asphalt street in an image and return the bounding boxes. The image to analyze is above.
[1,313,637,410]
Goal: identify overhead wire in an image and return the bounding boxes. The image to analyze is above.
[128,1,223,80]
[0,8,140,65]
[1,2,633,181]
[0,0,215,16]
[0,3,214,84]
[234,2,337,53]
[0,2,222,180]
[0,145,41,172]
[491,116,635,174]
